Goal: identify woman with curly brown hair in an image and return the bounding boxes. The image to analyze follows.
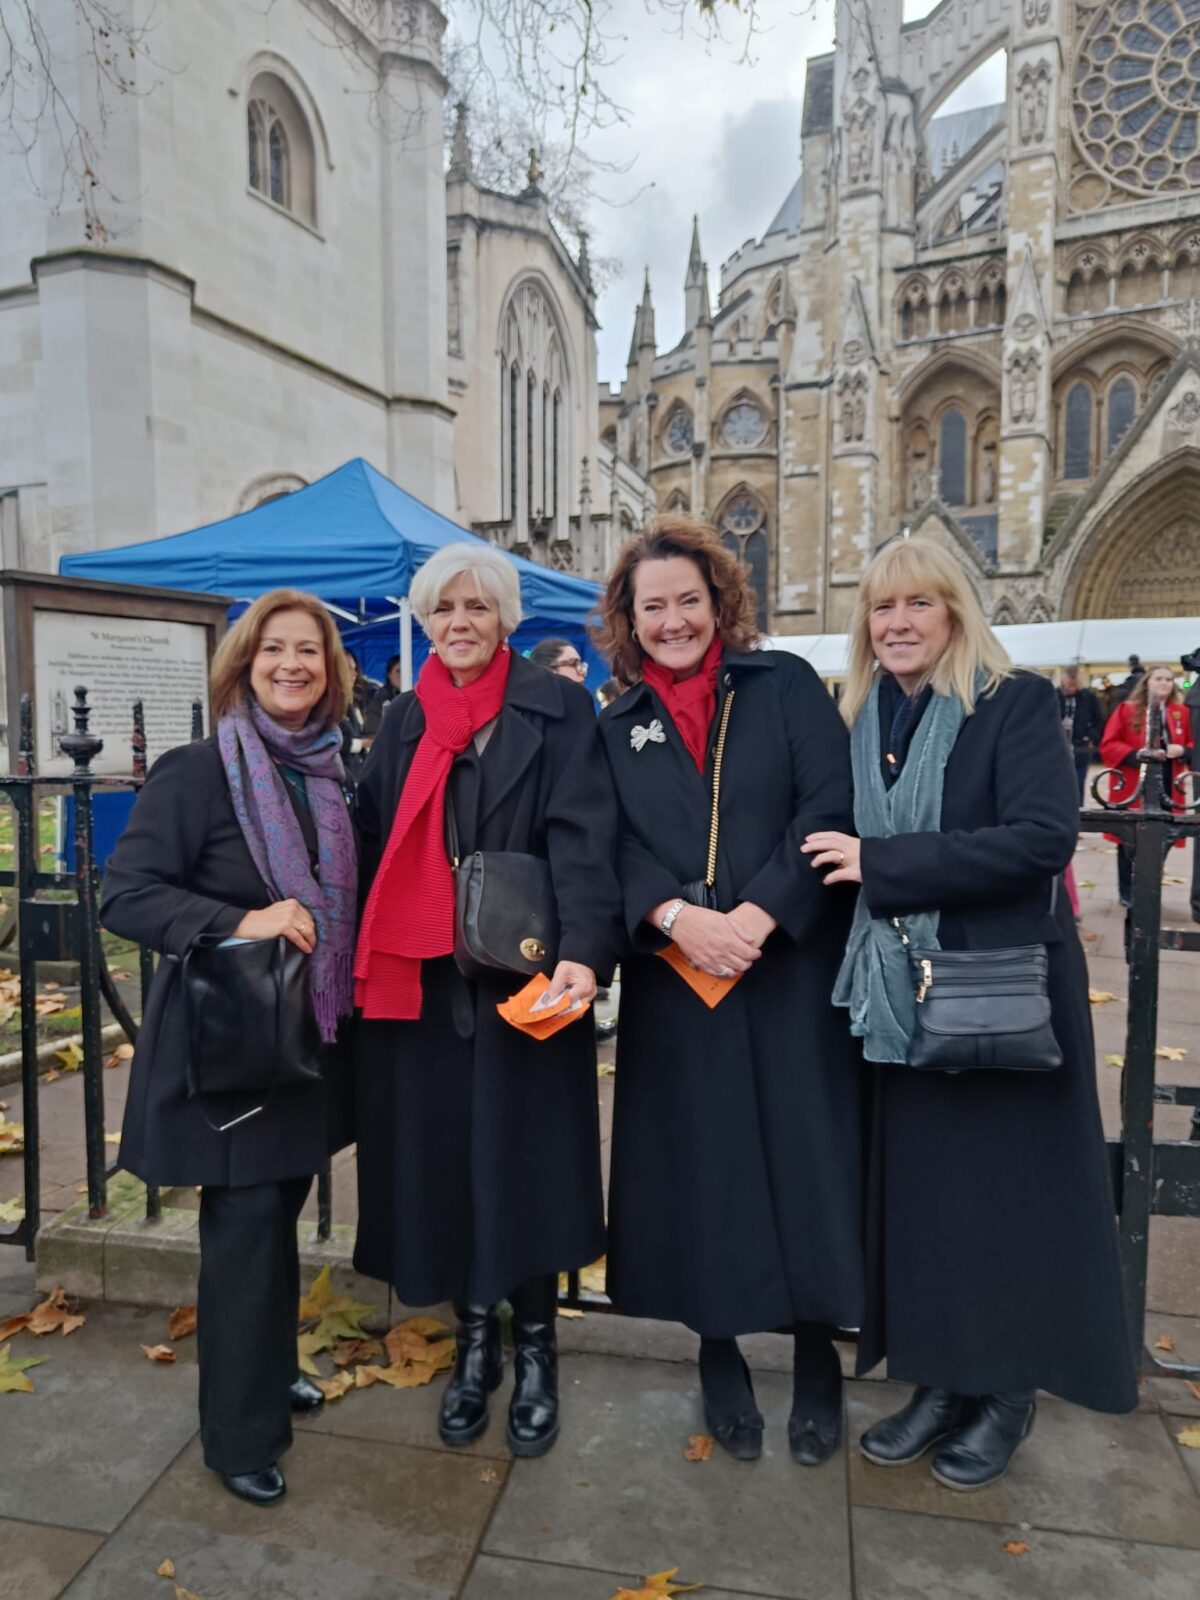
[594,516,864,1466]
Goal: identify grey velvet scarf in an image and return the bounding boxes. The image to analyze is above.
[832,675,967,1064]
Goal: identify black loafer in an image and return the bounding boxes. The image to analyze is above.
[788,1408,842,1466]
[700,1342,763,1461]
[860,1387,967,1467]
[931,1393,1035,1491]
[220,1464,286,1505]
[289,1375,325,1413]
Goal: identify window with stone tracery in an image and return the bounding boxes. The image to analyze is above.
[938,409,968,505]
[663,405,694,457]
[718,492,769,630]
[1074,0,1200,196]
[1105,375,1138,455]
[719,398,768,449]
[247,73,316,225]
[498,281,569,535]
[1064,382,1094,478]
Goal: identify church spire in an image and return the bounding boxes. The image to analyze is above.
[683,216,709,333]
[448,102,472,182]
[637,268,656,350]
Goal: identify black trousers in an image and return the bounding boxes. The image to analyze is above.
[197,1175,311,1474]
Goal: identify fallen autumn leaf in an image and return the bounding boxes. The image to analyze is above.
[1154,1335,1176,1352]
[0,1342,48,1393]
[156,1558,176,1578]
[141,1344,176,1363]
[1176,1426,1200,1450]
[683,1435,714,1462]
[611,1570,703,1599]
[168,1306,197,1342]
[1089,989,1123,1005]
[1003,1541,1031,1556]
[1104,1054,1125,1069]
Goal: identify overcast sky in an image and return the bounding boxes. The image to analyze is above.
[583,0,1006,386]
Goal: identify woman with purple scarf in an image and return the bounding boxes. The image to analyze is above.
[102,589,357,1506]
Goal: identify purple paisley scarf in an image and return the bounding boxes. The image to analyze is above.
[217,698,357,1042]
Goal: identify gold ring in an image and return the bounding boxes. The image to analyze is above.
[838,851,845,864]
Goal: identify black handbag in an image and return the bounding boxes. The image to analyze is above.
[182,936,323,1101]
[680,689,735,909]
[894,920,1062,1073]
[445,795,559,982]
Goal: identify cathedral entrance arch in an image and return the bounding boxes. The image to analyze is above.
[1065,454,1200,618]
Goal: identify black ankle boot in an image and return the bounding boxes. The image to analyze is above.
[931,1391,1036,1490]
[507,1320,559,1458]
[439,1303,503,1447]
[788,1325,843,1467]
[699,1338,763,1461]
[860,1387,967,1467]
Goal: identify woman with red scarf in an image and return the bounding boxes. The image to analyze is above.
[594,518,864,1467]
[353,543,622,1459]
[1100,664,1193,909]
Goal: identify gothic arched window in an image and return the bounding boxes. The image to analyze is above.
[1064,383,1093,479]
[938,408,968,505]
[1106,376,1137,457]
[509,363,519,520]
[664,405,694,457]
[499,280,571,535]
[718,494,769,630]
[247,72,317,225]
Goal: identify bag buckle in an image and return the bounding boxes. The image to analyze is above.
[520,937,546,962]
[916,958,933,1004]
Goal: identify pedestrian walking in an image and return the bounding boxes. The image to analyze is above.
[804,535,1137,1492]
[1056,665,1104,804]
[1100,665,1193,909]
[353,542,623,1458]
[594,515,864,1467]
[101,590,358,1505]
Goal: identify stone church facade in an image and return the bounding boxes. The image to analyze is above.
[0,0,642,582]
[602,0,1200,631]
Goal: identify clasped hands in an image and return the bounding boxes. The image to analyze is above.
[653,899,777,978]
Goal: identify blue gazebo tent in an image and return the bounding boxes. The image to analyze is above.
[59,457,606,686]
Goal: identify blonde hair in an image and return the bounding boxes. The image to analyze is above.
[841,536,1013,725]
[1125,663,1182,734]
[210,589,352,725]
[409,542,522,635]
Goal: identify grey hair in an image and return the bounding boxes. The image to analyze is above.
[409,541,523,636]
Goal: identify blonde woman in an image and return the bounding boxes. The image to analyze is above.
[803,537,1136,1491]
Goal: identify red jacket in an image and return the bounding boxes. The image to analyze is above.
[1099,699,1193,840]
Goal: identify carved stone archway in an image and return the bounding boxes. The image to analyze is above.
[1065,454,1200,618]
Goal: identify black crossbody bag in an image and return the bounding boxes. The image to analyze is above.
[444,792,559,982]
[892,880,1062,1073]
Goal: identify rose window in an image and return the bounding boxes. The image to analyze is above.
[720,400,768,448]
[664,407,694,455]
[1074,0,1200,194]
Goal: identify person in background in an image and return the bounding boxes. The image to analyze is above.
[1184,648,1200,925]
[805,535,1135,1491]
[353,543,623,1459]
[1056,666,1104,804]
[363,655,403,742]
[101,590,357,1506]
[341,649,376,781]
[596,677,622,712]
[595,515,863,1468]
[529,636,590,685]
[1110,655,1145,706]
[1100,664,1193,911]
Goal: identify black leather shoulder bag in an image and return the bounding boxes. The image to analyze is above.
[894,904,1062,1073]
[444,792,559,982]
[182,935,324,1102]
[680,689,736,909]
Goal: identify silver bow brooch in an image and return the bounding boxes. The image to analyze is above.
[630,719,667,752]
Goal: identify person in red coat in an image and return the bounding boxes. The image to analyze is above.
[1099,665,1193,908]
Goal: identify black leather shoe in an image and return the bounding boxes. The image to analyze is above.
[507,1320,559,1457]
[788,1326,843,1466]
[439,1303,503,1447]
[219,1464,285,1505]
[931,1392,1035,1491]
[289,1375,325,1413]
[700,1341,763,1462]
[860,1387,967,1467]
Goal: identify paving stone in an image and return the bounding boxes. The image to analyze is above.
[0,1253,36,1319]
[1143,1312,1200,1372]
[0,1518,102,1600]
[847,1382,1200,1550]
[138,1432,502,1592]
[483,1352,852,1600]
[0,1301,198,1533]
[1165,1414,1200,1495]
[59,1512,451,1600]
[295,1365,513,1462]
[852,1506,1200,1599]
[461,1553,751,1600]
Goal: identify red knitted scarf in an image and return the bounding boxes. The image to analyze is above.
[354,644,512,1020]
[641,635,722,772]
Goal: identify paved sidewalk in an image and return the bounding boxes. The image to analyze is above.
[2,832,1200,1599]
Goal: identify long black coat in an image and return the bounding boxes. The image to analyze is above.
[856,670,1138,1414]
[598,650,865,1338]
[352,652,623,1308]
[100,737,353,1189]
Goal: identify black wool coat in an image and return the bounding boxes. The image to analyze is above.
[598,649,865,1339]
[855,670,1138,1414]
[100,737,354,1190]
[352,652,624,1309]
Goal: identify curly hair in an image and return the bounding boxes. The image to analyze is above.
[592,515,760,684]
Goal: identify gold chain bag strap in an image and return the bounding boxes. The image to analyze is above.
[681,688,735,909]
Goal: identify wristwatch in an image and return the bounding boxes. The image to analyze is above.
[660,898,687,938]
